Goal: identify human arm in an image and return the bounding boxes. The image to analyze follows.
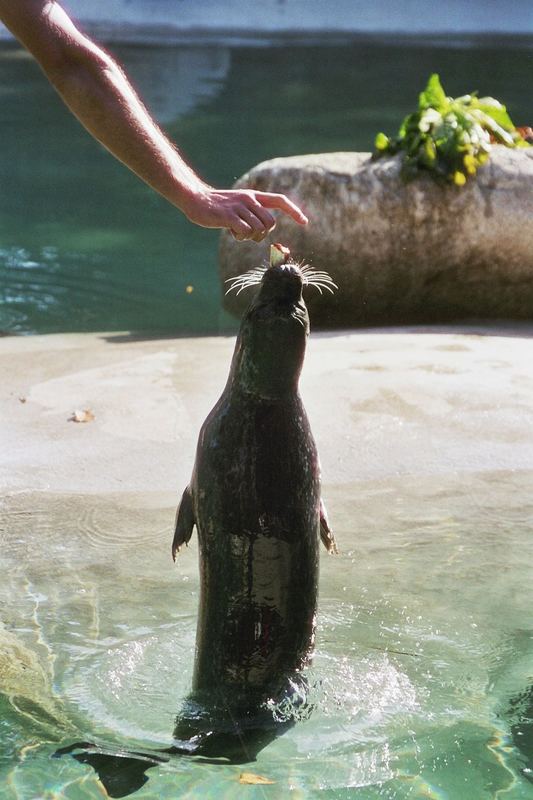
[0,0,308,241]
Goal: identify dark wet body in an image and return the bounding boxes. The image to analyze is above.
[190,390,319,695]
[171,262,335,758]
[184,350,318,693]
[56,262,335,794]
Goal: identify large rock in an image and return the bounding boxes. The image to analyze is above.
[219,149,533,327]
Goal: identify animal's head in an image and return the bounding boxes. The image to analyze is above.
[226,246,336,400]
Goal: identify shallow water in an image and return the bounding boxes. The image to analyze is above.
[2,471,533,798]
[2,36,533,335]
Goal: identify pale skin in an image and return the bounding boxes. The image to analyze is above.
[0,0,308,242]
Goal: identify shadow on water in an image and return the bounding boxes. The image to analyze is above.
[53,679,533,798]
[54,689,302,797]
[508,686,533,785]
[54,742,168,798]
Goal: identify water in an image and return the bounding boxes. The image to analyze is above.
[2,36,533,335]
[2,470,533,798]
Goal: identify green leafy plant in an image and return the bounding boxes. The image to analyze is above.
[374,73,528,186]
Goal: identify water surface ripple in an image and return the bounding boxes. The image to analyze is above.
[2,471,533,797]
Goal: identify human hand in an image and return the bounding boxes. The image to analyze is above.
[184,187,308,242]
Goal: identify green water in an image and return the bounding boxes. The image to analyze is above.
[2,472,533,797]
[1,36,533,335]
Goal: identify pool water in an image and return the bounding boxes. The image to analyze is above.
[2,470,533,798]
[1,36,533,335]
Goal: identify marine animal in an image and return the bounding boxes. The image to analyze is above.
[169,243,337,760]
[55,244,337,795]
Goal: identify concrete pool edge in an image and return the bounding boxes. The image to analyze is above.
[2,325,533,497]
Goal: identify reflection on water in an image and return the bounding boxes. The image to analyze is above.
[1,37,533,335]
[119,45,231,124]
[2,471,533,797]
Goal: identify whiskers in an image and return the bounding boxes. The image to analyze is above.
[225,262,338,295]
[225,266,267,295]
[300,264,338,295]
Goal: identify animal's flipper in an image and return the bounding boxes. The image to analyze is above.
[172,485,195,562]
[320,498,338,554]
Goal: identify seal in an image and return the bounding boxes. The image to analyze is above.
[55,246,338,794]
[169,245,338,760]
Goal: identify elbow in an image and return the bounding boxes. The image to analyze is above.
[41,35,115,91]
[9,1,117,89]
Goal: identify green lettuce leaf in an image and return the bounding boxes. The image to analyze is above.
[418,73,447,112]
[372,73,529,186]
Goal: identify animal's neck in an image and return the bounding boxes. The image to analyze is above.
[227,330,306,401]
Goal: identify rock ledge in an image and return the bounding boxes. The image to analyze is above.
[219,149,533,326]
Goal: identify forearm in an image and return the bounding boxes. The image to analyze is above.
[0,1,206,215]
[0,0,308,239]
[47,43,207,215]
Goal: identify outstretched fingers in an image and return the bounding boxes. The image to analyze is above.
[253,191,309,226]
[186,187,308,241]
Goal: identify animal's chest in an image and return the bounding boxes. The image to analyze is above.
[195,396,319,539]
[202,396,315,477]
